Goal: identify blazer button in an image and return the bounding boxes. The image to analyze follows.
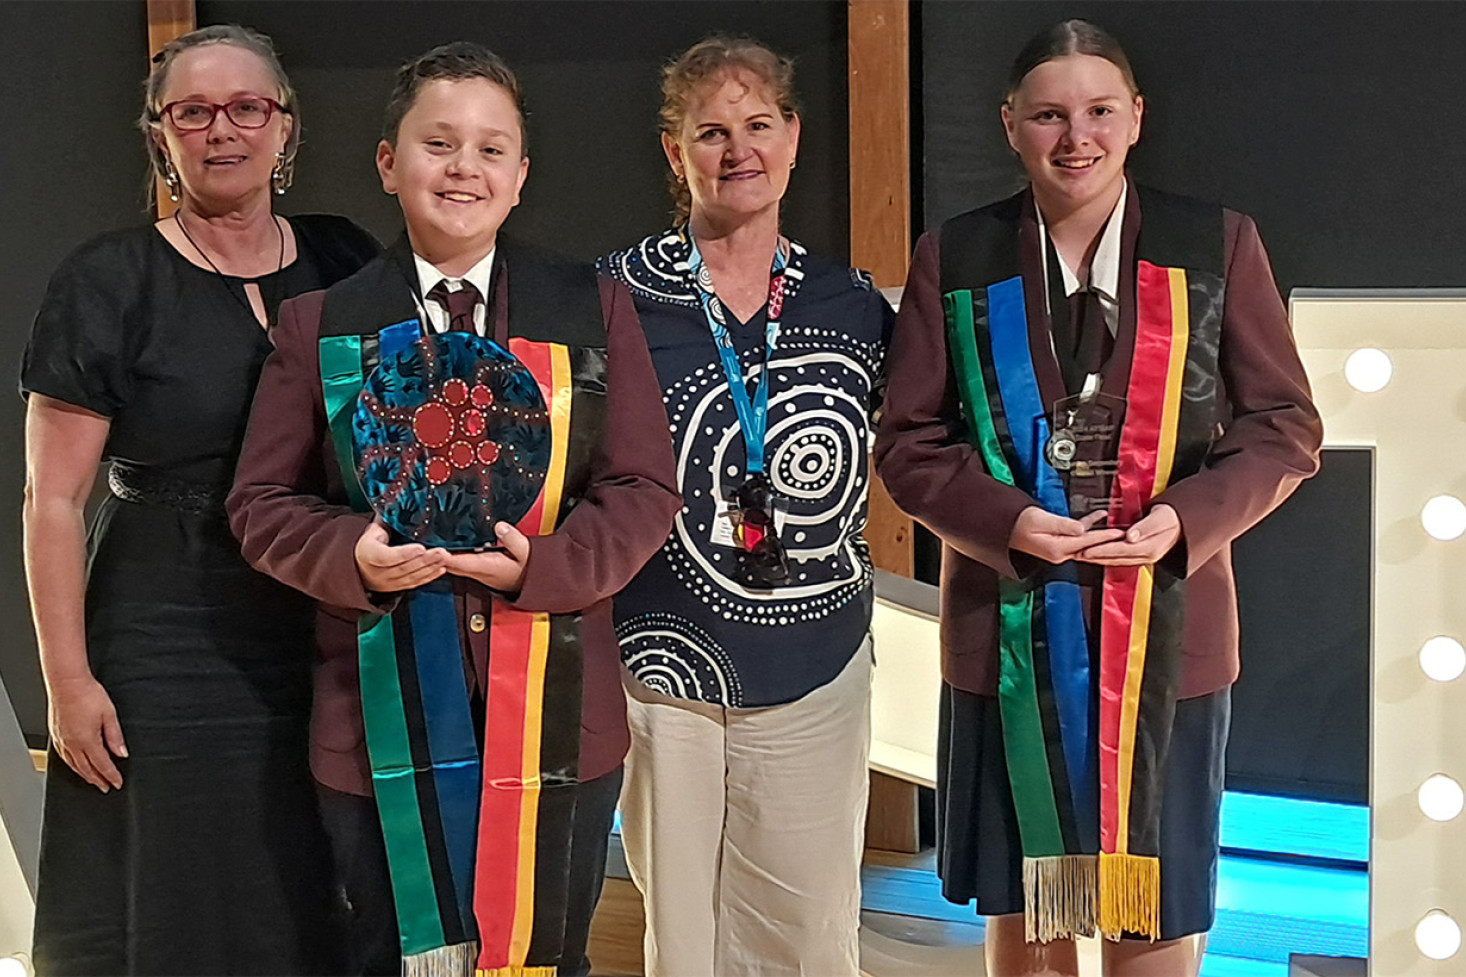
[469,613,487,633]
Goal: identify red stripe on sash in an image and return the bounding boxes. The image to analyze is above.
[1098,262,1176,853]
[1098,567,1138,852]
[511,338,554,535]
[474,605,536,967]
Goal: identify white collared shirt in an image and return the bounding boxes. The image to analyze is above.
[412,249,496,336]
[1036,181,1127,339]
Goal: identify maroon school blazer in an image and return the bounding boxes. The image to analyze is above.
[227,266,679,796]
[874,190,1323,700]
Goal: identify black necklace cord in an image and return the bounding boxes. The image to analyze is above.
[173,209,285,325]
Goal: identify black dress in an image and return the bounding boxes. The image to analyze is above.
[20,215,378,976]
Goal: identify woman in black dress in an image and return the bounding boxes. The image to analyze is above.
[21,25,377,975]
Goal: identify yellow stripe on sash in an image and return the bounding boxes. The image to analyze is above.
[539,345,573,535]
[1114,566,1155,854]
[1115,268,1189,855]
[507,614,553,964]
[1154,268,1191,494]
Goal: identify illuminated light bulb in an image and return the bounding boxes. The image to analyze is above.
[1419,775,1465,822]
[1422,496,1466,541]
[1344,347,1393,392]
[1421,637,1466,683]
[1417,911,1463,961]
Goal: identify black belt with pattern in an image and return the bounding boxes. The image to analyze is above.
[108,461,229,517]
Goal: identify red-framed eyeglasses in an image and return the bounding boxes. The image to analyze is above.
[159,96,287,131]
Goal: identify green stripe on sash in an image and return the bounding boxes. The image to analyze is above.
[319,335,369,511]
[944,291,1014,487]
[996,587,1066,855]
[946,287,1065,857]
[358,613,445,954]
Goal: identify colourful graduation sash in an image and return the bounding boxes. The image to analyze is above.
[941,187,1223,942]
[947,278,1099,941]
[315,239,606,976]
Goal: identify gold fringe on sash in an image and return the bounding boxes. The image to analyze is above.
[476,968,556,977]
[1098,851,1161,941]
[405,942,479,977]
[1022,854,1098,943]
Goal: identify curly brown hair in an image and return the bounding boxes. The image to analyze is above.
[659,35,801,224]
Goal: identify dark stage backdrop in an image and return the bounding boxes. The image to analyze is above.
[1229,448,1371,804]
[1,0,848,743]
[198,0,849,262]
[918,0,1466,295]
[0,1,150,744]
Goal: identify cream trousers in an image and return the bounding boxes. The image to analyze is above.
[619,639,873,977]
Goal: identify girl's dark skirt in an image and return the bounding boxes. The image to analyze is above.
[936,682,1231,941]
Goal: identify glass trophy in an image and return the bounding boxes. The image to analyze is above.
[1044,392,1127,527]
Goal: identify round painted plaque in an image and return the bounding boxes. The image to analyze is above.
[352,332,551,550]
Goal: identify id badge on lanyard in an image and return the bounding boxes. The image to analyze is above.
[685,235,788,477]
[685,233,792,587]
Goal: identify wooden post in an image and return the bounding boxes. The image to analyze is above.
[850,1,922,854]
[146,0,197,219]
[849,0,914,580]
[865,770,921,853]
[848,0,910,289]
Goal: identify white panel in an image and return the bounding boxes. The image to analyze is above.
[870,598,941,788]
[0,818,32,960]
[1291,295,1466,977]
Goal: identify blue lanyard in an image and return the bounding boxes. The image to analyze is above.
[685,235,788,476]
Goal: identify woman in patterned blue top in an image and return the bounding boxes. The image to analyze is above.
[598,35,892,977]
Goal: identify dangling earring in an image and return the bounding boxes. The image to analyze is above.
[675,170,686,184]
[163,159,180,203]
[270,152,290,195]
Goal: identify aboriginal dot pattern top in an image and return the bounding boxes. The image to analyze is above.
[599,230,892,707]
[353,331,551,549]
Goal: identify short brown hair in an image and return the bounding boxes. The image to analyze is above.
[382,41,527,153]
[1005,19,1140,102]
[139,24,299,204]
[659,35,800,224]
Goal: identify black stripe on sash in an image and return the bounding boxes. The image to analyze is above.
[970,290,1020,468]
[390,607,466,945]
[1028,588,1079,852]
[1127,572,1184,858]
[1176,270,1225,476]
[462,599,487,942]
[1124,268,1220,858]
[560,347,609,516]
[360,332,382,380]
[523,614,584,963]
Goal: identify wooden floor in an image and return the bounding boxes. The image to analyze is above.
[587,878,646,977]
[585,860,989,977]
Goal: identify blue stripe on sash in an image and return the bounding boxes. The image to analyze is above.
[1043,579,1098,840]
[407,588,482,931]
[380,318,422,360]
[985,276,1096,832]
[985,278,1065,515]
